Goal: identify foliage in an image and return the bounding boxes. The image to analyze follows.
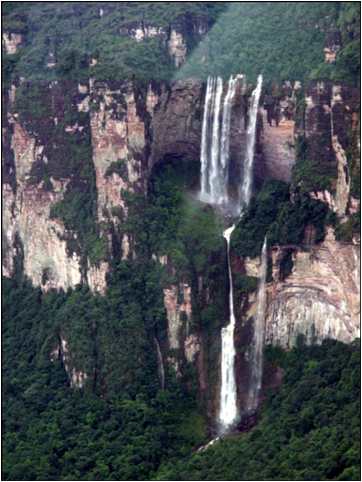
[231,180,333,258]
[346,123,361,200]
[122,160,227,333]
[178,2,347,83]
[2,2,224,83]
[157,339,361,481]
[125,161,224,278]
[2,2,360,85]
[292,133,336,194]
[13,82,51,125]
[334,212,361,242]
[104,158,128,179]
[233,274,258,294]
[2,273,206,481]
[292,157,336,193]
[334,2,361,86]
[231,180,290,257]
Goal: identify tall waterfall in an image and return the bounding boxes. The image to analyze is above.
[219,224,238,432]
[246,236,268,412]
[218,74,263,434]
[200,75,240,207]
[240,74,263,207]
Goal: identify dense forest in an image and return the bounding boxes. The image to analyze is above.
[2,1,361,481]
[2,2,361,84]
[3,277,360,480]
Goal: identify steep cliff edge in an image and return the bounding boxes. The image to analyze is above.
[243,227,360,348]
[2,78,206,292]
[3,77,360,399]
[227,78,360,420]
[294,81,360,216]
[3,83,91,291]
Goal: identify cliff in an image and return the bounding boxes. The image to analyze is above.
[2,78,204,292]
[2,74,360,426]
[242,227,360,348]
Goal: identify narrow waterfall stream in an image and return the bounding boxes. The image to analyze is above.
[246,237,268,412]
[219,76,239,204]
[154,337,165,390]
[209,77,224,200]
[240,74,263,207]
[219,224,238,432]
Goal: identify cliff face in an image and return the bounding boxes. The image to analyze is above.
[242,227,360,348]
[3,86,85,291]
[150,79,204,168]
[2,32,23,54]
[296,81,360,216]
[230,224,359,419]
[2,75,360,410]
[2,78,205,292]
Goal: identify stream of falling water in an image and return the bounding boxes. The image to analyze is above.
[200,75,241,207]
[218,74,263,433]
[246,236,268,412]
[219,224,238,432]
[240,74,263,208]
[154,337,165,390]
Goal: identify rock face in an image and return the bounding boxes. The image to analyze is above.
[150,79,204,169]
[120,13,209,68]
[2,74,360,416]
[2,32,23,54]
[2,80,158,290]
[242,227,360,348]
[164,282,192,353]
[324,31,341,63]
[3,94,83,291]
[89,80,151,260]
[55,337,89,389]
[158,246,228,427]
[296,81,360,216]
[2,81,107,292]
[231,225,360,420]
[259,112,295,183]
[2,75,304,294]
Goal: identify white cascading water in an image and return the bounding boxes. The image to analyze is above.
[154,337,165,390]
[219,224,238,431]
[240,74,263,207]
[200,76,216,196]
[246,236,268,412]
[200,75,240,207]
[219,75,239,204]
[218,74,263,434]
[209,77,224,200]
[200,77,213,197]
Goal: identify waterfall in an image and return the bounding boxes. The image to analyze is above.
[218,74,263,434]
[199,74,263,433]
[209,77,224,201]
[154,337,165,390]
[219,224,238,432]
[200,75,241,207]
[240,74,263,207]
[220,76,239,203]
[246,236,268,412]
[200,77,214,196]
